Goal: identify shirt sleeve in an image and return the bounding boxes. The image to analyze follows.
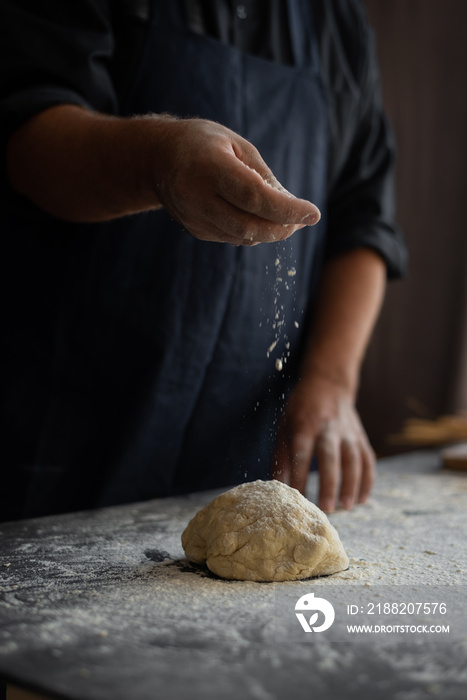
[323,1,408,280]
[0,0,117,156]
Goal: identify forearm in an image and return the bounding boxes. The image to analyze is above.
[6,104,320,241]
[6,104,171,222]
[300,248,386,400]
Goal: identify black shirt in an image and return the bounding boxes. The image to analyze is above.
[0,0,407,277]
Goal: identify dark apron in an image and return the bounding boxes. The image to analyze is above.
[16,0,328,517]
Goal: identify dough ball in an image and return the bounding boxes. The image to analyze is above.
[181,480,349,582]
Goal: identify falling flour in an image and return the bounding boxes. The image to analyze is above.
[267,254,299,372]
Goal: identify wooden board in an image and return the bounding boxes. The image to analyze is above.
[441,442,467,470]
[7,686,51,700]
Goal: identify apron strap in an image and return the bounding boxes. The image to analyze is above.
[286,0,318,69]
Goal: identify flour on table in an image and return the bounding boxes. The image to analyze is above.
[181,480,349,582]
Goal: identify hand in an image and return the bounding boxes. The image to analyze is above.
[272,372,375,512]
[152,117,320,245]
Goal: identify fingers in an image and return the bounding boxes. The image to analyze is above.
[185,217,260,247]
[205,195,305,244]
[317,434,375,512]
[358,440,376,504]
[274,421,374,511]
[316,433,340,513]
[338,439,362,510]
[215,147,321,229]
[167,147,317,245]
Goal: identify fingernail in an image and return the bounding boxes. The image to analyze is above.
[340,499,353,510]
[321,500,334,513]
[302,208,321,225]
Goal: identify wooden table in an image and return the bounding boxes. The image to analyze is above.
[0,451,466,700]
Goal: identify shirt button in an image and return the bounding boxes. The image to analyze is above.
[236,5,247,19]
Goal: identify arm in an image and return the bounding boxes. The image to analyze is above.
[6,104,320,244]
[272,247,386,511]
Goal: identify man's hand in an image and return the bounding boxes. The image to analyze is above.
[272,371,375,512]
[151,117,320,245]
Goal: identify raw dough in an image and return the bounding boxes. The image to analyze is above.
[181,480,349,582]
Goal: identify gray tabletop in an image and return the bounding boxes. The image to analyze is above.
[0,451,466,700]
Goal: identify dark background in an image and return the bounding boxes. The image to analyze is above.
[358,0,467,454]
